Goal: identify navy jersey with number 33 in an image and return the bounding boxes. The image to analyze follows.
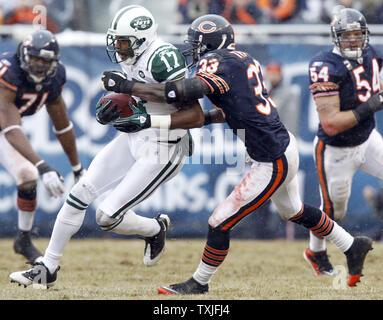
[195,49,290,162]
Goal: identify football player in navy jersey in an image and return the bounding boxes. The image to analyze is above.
[0,30,84,263]
[100,14,377,293]
[303,7,383,276]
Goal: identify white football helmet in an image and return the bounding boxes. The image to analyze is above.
[106,5,158,65]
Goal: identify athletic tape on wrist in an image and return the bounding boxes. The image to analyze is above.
[150,115,171,129]
[71,163,82,172]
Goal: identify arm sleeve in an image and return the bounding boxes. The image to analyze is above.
[308,59,341,98]
[194,54,230,95]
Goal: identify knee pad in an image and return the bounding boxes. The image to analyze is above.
[15,163,38,186]
[95,208,122,232]
[328,180,350,220]
[17,186,37,212]
[70,177,97,206]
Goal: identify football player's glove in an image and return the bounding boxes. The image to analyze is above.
[101,71,134,94]
[36,161,64,198]
[112,101,151,133]
[96,99,121,125]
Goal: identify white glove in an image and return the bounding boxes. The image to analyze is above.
[36,161,65,198]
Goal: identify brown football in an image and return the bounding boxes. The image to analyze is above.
[99,93,137,118]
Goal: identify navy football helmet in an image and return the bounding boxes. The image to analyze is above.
[18,29,60,83]
[331,8,369,60]
[183,14,235,67]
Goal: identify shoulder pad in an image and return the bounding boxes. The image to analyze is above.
[148,45,186,82]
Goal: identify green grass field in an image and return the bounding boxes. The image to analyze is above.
[0,238,382,300]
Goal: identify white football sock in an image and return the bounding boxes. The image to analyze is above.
[43,202,86,274]
[324,222,354,253]
[193,261,218,285]
[17,210,35,232]
[309,231,326,252]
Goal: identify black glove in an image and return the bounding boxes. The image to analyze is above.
[101,71,134,94]
[113,122,144,133]
[96,99,121,125]
[353,91,383,122]
[112,101,151,133]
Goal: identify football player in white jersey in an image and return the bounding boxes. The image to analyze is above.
[9,5,202,288]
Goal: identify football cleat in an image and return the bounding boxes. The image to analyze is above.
[158,277,209,295]
[143,214,170,266]
[345,236,373,287]
[13,231,43,264]
[9,262,59,288]
[303,248,336,276]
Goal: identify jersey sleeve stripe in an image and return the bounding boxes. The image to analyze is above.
[309,82,339,96]
[166,67,186,81]
[195,74,215,93]
[197,71,229,93]
[206,72,230,92]
[0,78,17,91]
[196,71,226,94]
[198,72,224,93]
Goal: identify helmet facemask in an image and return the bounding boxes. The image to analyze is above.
[331,8,369,60]
[183,35,205,68]
[106,34,145,65]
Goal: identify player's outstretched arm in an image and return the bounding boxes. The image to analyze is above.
[101,70,166,103]
[102,71,209,107]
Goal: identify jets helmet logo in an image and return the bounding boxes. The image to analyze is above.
[198,21,217,33]
[130,16,153,31]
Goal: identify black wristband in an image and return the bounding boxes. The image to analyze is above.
[120,80,134,94]
[35,161,53,175]
[352,92,383,122]
[203,110,213,126]
[165,81,179,104]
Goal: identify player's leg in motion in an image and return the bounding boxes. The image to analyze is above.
[305,138,360,276]
[95,139,185,266]
[9,134,174,287]
[158,153,289,295]
[157,135,372,295]
[0,134,42,263]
